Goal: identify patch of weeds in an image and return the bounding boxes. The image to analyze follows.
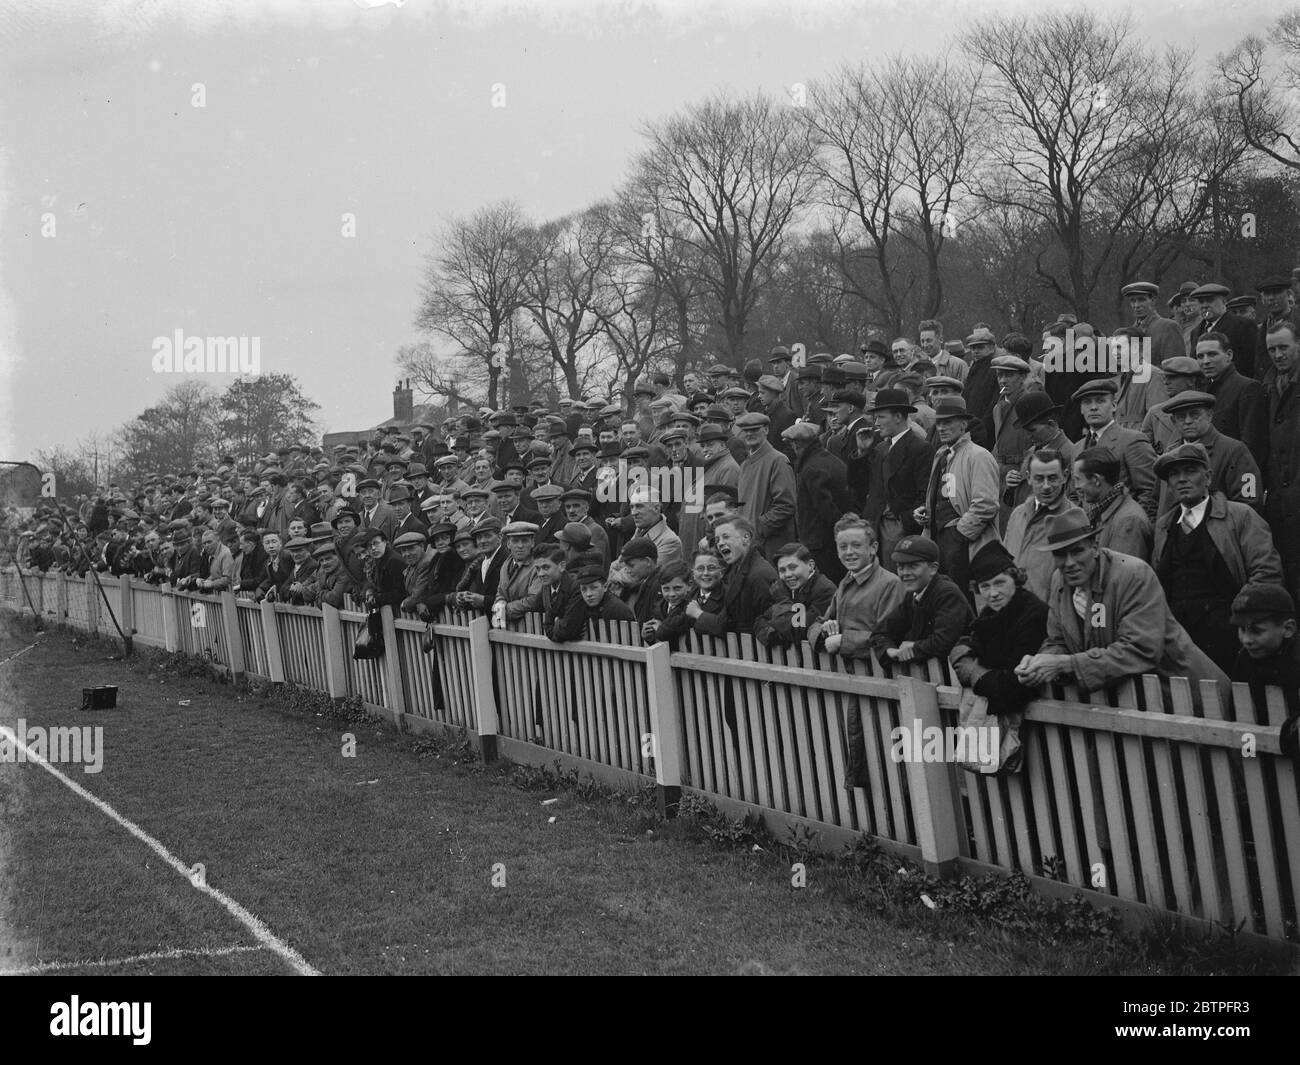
[408,733,478,766]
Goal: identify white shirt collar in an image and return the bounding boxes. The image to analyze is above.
[1180,496,1210,529]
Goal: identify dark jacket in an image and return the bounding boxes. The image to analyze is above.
[754,572,837,647]
[425,551,470,614]
[793,442,856,551]
[870,573,975,662]
[950,587,1049,715]
[1205,365,1266,460]
[695,549,778,636]
[538,574,587,643]
[1194,313,1257,381]
[655,586,723,643]
[1232,635,1300,759]
[364,548,407,609]
[459,546,509,607]
[863,429,934,536]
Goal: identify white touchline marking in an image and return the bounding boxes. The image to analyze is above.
[0,641,39,669]
[0,726,320,976]
[0,943,267,975]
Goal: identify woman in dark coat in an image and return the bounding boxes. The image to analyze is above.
[423,524,475,616]
[950,540,1049,715]
[362,528,407,610]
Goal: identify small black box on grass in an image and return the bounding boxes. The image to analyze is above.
[81,686,118,710]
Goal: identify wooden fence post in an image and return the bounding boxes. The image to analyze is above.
[644,640,683,817]
[119,575,135,635]
[320,603,349,700]
[87,575,101,635]
[897,676,962,878]
[219,591,245,681]
[259,600,285,682]
[56,571,67,622]
[161,590,179,652]
[468,616,499,762]
[379,606,407,727]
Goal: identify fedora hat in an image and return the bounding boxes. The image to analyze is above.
[1035,510,1098,552]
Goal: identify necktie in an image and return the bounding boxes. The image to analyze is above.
[1086,431,1099,449]
[927,448,950,517]
[1180,508,1196,534]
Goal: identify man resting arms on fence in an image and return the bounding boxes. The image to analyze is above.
[1014,510,1230,705]
[870,535,974,670]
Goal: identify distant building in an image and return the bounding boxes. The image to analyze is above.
[322,380,447,449]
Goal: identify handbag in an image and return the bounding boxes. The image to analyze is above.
[420,620,438,654]
[956,687,1023,776]
[352,609,385,660]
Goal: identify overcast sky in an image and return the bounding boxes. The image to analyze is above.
[0,0,1280,464]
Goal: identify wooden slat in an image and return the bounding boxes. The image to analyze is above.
[1167,676,1227,924]
[1231,682,1284,937]
[1197,680,1253,928]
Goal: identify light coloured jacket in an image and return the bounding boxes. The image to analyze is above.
[925,434,1002,559]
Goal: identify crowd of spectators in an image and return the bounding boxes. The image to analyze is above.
[6,277,1299,761]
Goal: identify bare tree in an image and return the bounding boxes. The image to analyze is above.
[414,201,535,408]
[964,11,1221,319]
[1219,10,1300,173]
[630,91,820,363]
[520,208,616,399]
[808,54,987,334]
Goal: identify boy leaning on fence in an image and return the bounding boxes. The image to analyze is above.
[1230,583,1300,759]
[870,535,974,668]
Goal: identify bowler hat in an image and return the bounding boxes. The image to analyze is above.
[1013,390,1062,427]
[864,388,916,414]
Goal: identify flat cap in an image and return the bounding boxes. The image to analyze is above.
[472,516,503,535]
[706,362,734,376]
[1230,583,1296,625]
[394,532,427,548]
[284,536,314,550]
[840,362,869,380]
[502,521,539,537]
[781,421,820,443]
[1070,379,1118,403]
[1154,441,1211,479]
[966,327,997,346]
[619,538,659,561]
[1227,295,1257,311]
[460,486,490,500]
[555,522,593,546]
[720,387,751,401]
[530,484,564,502]
[891,535,939,564]
[1155,356,1202,377]
[659,427,689,445]
[667,410,701,427]
[991,355,1031,373]
[925,375,964,392]
[1121,281,1160,298]
[1161,390,1216,415]
[311,541,338,558]
[697,424,732,443]
[356,478,382,491]
[561,488,593,502]
[1190,283,1230,300]
[734,412,771,429]
[428,522,457,539]
[575,565,608,584]
[1256,275,1293,294]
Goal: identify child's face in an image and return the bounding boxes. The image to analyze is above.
[534,558,562,585]
[579,580,605,607]
[1237,617,1295,659]
[660,577,690,606]
[692,556,724,590]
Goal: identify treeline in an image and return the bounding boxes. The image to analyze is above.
[407,8,1300,407]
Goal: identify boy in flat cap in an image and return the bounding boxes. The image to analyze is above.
[1230,584,1300,760]
[870,536,974,667]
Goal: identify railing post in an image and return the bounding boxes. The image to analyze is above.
[219,591,245,681]
[56,571,67,621]
[896,676,962,878]
[644,640,683,817]
[160,589,179,652]
[87,575,100,635]
[119,575,134,635]
[378,606,407,726]
[468,615,499,762]
[259,600,285,682]
[320,603,349,700]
